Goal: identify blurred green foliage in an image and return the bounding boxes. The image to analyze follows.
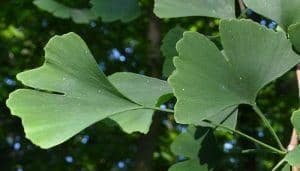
[0,0,298,171]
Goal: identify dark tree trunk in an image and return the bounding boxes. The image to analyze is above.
[133,4,162,171]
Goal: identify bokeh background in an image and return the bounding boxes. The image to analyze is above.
[0,0,298,170]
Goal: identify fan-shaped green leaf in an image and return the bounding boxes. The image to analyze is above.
[91,0,140,22]
[169,19,300,125]
[108,72,172,133]
[284,146,300,167]
[243,0,300,29]
[161,26,238,129]
[243,0,300,54]
[154,0,235,19]
[6,32,172,149]
[289,23,300,53]
[161,27,185,77]
[33,0,96,24]
[290,110,300,167]
[291,109,300,135]
[169,126,221,171]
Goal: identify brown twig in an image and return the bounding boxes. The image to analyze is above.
[238,0,246,11]
[288,129,298,152]
[288,65,300,171]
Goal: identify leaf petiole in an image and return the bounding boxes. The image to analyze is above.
[206,121,286,155]
[271,158,286,171]
[144,106,175,113]
[242,149,280,154]
[253,104,286,152]
[151,107,286,155]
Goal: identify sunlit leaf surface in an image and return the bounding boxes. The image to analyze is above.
[6,33,171,148]
[243,0,300,52]
[169,19,300,125]
[284,146,300,167]
[154,0,235,19]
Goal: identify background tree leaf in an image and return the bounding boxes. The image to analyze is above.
[90,0,140,22]
[161,26,185,77]
[169,126,221,171]
[6,32,171,148]
[169,19,300,125]
[33,0,96,24]
[154,0,235,19]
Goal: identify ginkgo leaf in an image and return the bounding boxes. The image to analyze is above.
[168,19,300,125]
[154,0,235,19]
[289,23,300,53]
[243,0,300,29]
[291,109,300,135]
[284,146,300,167]
[90,0,140,22]
[288,108,300,167]
[161,26,185,77]
[33,0,96,24]
[243,0,300,54]
[199,106,238,130]
[169,126,221,171]
[6,32,171,149]
[108,72,172,133]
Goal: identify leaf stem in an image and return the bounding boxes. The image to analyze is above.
[271,158,286,171]
[144,106,174,113]
[150,107,286,154]
[241,149,279,154]
[252,105,286,151]
[207,121,286,155]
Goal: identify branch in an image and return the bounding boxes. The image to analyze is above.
[287,65,300,171]
[288,129,298,152]
[238,0,246,11]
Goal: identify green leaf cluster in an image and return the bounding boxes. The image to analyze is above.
[7,0,300,170]
[6,32,172,148]
[34,0,140,23]
[243,0,300,52]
